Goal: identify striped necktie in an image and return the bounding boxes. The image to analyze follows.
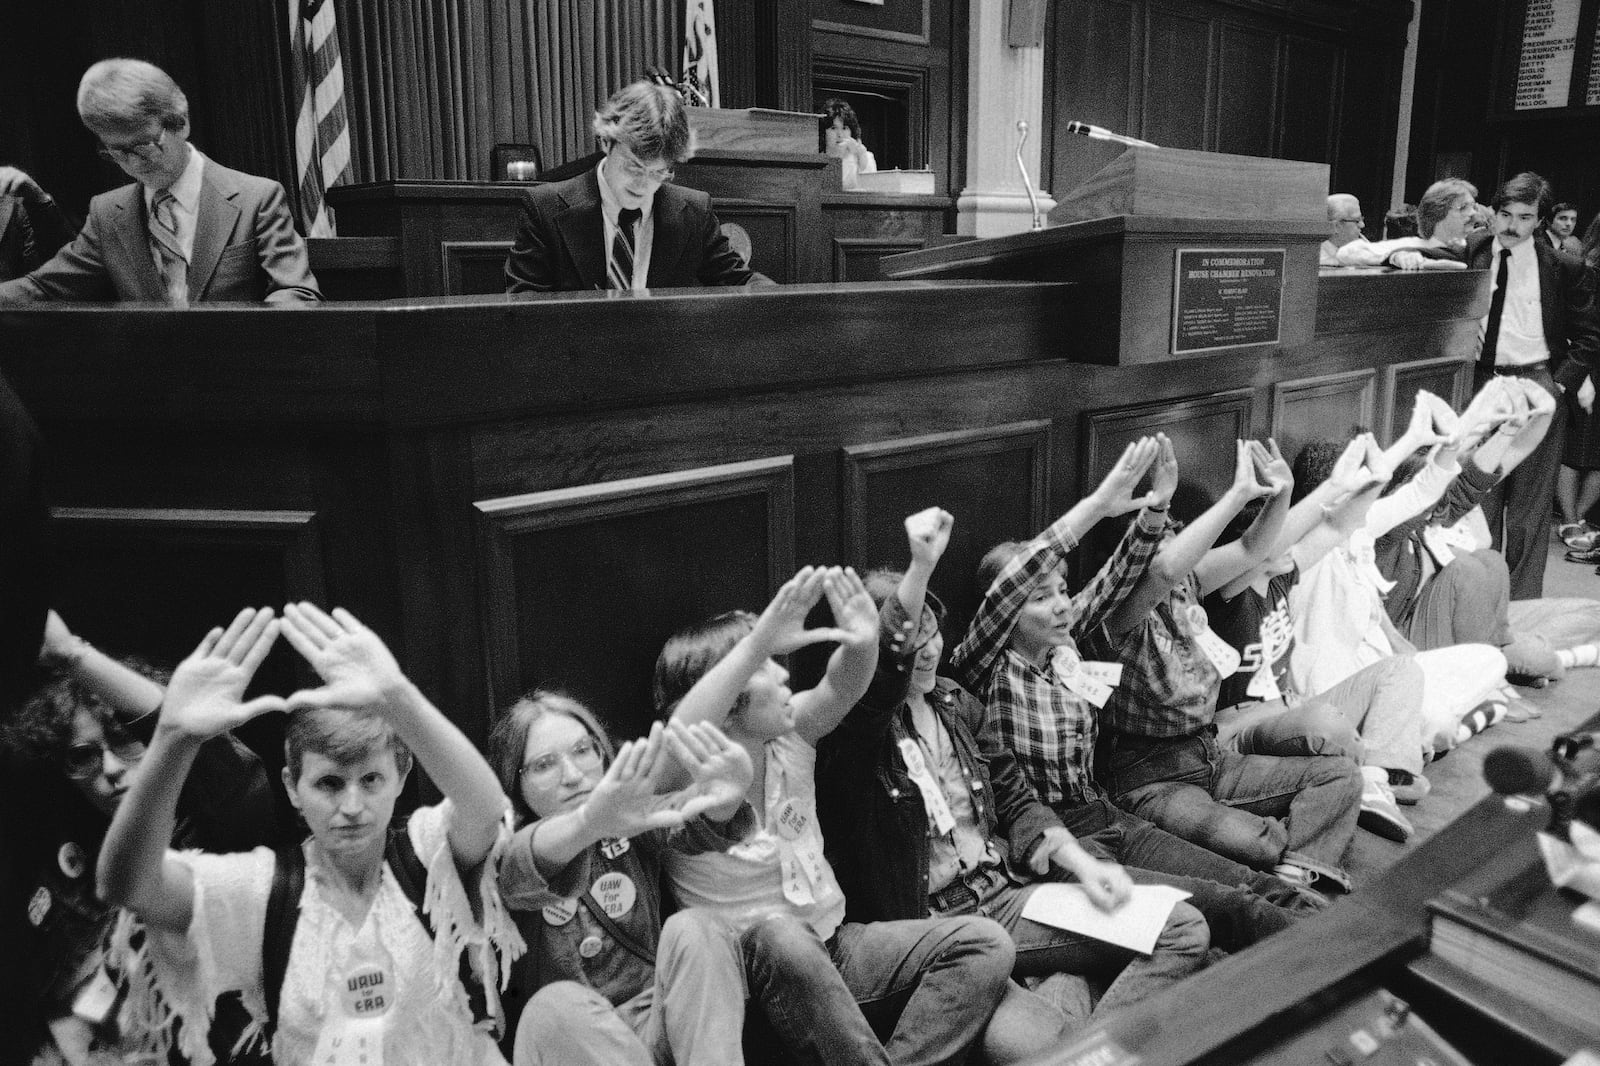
[148,189,188,306]
[608,207,641,291]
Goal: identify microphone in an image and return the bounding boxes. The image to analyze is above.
[1015,121,1044,232]
[1063,121,1159,149]
[1484,733,1600,837]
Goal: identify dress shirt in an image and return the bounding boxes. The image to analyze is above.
[1481,238,1549,367]
[595,157,655,290]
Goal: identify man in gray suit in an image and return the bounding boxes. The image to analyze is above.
[0,58,320,305]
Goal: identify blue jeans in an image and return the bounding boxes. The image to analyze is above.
[1052,796,1328,937]
[740,914,888,1066]
[829,915,1015,1066]
[1102,728,1362,874]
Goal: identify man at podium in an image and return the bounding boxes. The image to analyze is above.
[504,80,770,293]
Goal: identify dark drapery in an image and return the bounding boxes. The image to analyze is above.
[337,0,686,183]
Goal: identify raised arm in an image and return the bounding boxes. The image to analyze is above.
[37,610,163,718]
[280,603,508,874]
[791,569,881,744]
[97,608,284,932]
[1276,435,1388,578]
[897,507,954,634]
[1189,440,1287,595]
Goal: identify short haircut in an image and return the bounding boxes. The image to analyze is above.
[974,542,1028,601]
[819,98,862,151]
[653,610,756,716]
[283,706,413,783]
[1416,178,1477,239]
[592,80,692,164]
[1553,202,1578,216]
[77,58,189,136]
[1220,496,1266,546]
[1326,193,1360,221]
[486,690,614,824]
[1491,172,1552,219]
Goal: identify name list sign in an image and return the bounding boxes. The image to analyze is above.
[1171,249,1284,355]
[1514,0,1580,110]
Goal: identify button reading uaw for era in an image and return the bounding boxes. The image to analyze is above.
[579,935,604,959]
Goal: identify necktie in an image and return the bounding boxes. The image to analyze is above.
[148,190,188,306]
[608,207,641,291]
[1479,247,1509,370]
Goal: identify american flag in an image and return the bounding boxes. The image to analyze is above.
[682,0,720,109]
[290,0,350,237]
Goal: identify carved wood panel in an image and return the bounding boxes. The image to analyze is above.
[1383,356,1472,443]
[841,421,1051,637]
[1271,368,1377,457]
[474,457,795,738]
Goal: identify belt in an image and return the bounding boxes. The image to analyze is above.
[1491,360,1549,377]
[928,864,1008,914]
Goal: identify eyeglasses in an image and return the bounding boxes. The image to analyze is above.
[1336,216,1364,225]
[63,725,145,781]
[97,129,166,163]
[519,736,603,786]
[612,147,674,184]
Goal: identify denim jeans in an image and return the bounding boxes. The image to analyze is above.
[830,914,1015,1066]
[1053,796,1328,939]
[513,908,891,1066]
[1103,727,1362,873]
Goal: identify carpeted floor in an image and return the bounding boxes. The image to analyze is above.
[1343,538,1600,886]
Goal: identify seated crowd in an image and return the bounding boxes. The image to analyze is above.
[6,380,1598,1066]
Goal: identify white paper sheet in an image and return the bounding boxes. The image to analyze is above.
[1020,882,1192,955]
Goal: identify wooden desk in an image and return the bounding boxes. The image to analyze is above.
[1,269,1484,753]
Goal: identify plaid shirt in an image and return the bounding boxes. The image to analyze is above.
[1083,570,1221,738]
[949,508,1167,807]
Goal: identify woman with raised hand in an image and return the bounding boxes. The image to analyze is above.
[97,604,522,1066]
[493,693,884,1066]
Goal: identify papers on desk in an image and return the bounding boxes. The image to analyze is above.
[1020,882,1192,955]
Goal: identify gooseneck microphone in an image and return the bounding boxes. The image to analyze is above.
[1015,121,1044,232]
[1063,121,1159,149]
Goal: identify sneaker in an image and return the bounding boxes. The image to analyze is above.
[1359,768,1414,841]
[1565,544,1600,563]
[1385,768,1431,805]
[1277,853,1353,894]
[1505,671,1552,689]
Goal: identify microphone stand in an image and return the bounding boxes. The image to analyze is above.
[1015,121,1043,232]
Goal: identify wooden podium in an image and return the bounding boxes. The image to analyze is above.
[881,147,1329,365]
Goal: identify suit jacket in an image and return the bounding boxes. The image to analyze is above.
[0,160,320,304]
[504,168,771,293]
[1468,230,1600,391]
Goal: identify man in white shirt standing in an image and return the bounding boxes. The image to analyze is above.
[1469,172,1600,599]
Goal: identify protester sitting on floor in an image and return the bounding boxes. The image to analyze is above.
[653,566,1017,1066]
[817,507,1213,1062]
[3,611,277,1066]
[1077,438,1366,888]
[96,605,523,1066]
[1288,389,1545,760]
[490,691,887,1066]
[1195,435,1433,836]
[945,435,1335,908]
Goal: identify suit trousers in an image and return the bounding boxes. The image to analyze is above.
[1478,364,1564,600]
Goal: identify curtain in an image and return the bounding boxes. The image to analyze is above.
[338,0,685,182]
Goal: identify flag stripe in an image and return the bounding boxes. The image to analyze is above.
[290,0,350,237]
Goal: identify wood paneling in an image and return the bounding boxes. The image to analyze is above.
[841,422,1050,634]
[1384,355,1473,442]
[831,237,929,281]
[1083,390,1255,502]
[1044,0,1413,225]
[474,458,795,736]
[443,241,516,296]
[1271,367,1378,455]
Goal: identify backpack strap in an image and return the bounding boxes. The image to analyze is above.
[262,842,306,1034]
[384,826,493,1029]
[576,890,656,967]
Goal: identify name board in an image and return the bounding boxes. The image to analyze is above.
[1514,0,1580,110]
[1171,249,1284,355]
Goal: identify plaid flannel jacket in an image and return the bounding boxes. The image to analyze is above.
[949,508,1167,807]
